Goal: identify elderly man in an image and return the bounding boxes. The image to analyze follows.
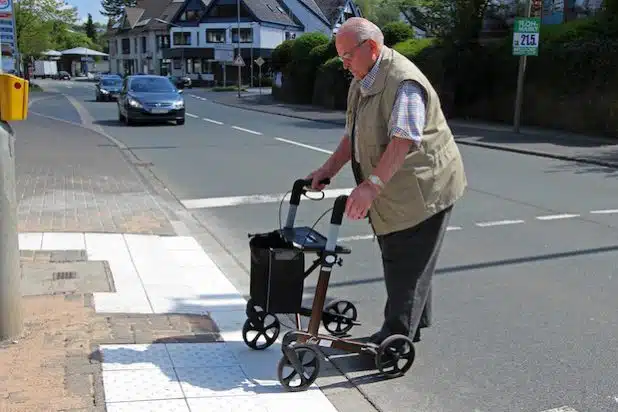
[307,17,467,345]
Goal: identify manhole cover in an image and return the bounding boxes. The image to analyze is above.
[52,271,77,280]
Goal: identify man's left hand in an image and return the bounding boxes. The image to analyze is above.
[345,180,380,220]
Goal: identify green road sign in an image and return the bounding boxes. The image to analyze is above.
[512,17,540,56]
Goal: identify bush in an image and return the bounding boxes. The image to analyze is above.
[312,57,353,110]
[283,32,330,103]
[382,21,415,47]
[271,39,295,72]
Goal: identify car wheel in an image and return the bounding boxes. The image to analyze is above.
[177,117,185,125]
[96,94,100,102]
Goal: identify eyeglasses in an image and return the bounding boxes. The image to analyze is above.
[340,40,367,60]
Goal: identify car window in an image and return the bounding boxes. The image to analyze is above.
[101,78,122,87]
[129,77,176,92]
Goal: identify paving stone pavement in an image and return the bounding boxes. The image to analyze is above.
[0,251,221,412]
[12,115,175,235]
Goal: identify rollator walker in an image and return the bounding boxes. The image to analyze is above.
[243,178,416,391]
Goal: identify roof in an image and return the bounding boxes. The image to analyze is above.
[314,0,347,25]
[200,0,301,27]
[107,0,186,36]
[242,0,300,26]
[61,47,109,56]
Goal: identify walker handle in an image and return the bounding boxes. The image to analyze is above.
[290,178,330,206]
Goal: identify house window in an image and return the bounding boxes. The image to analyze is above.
[179,10,201,21]
[206,29,226,43]
[141,36,147,53]
[231,28,253,43]
[173,32,192,46]
[122,38,130,54]
[186,58,202,74]
[156,35,170,50]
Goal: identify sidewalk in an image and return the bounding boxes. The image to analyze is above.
[203,91,618,168]
[2,114,341,411]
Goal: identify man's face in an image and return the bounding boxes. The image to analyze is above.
[335,31,375,79]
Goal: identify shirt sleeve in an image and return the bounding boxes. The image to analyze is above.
[388,80,427,143]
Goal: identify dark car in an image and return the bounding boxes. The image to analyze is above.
[117,75,185,126]
[168,75,192,89]
[55,71,71,80]
[96,76,123,101]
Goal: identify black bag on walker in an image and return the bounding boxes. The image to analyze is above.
[249,230,305,314]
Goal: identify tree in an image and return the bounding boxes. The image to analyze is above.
[14,0,78,60]
[85,14,97,41]
[100,0,137,19]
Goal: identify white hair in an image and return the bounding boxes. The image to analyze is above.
[338,17,384,47]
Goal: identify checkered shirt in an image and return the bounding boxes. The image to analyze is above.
[349,49,426,160]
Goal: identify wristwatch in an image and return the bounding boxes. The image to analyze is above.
[367,174,384,189]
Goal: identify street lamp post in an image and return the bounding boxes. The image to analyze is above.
[237,0,241,98]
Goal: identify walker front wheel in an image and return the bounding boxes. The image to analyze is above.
[242,311,280,350]
[277,344,322,392]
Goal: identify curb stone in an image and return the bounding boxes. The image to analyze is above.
[454,139,618,169]
[206,95,618,170]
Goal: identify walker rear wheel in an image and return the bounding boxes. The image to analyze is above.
[277,344,322,392]
[323,299,357,336]
[374,334,415,378]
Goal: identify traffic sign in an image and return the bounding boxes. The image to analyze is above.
[512,17,540,56]
[254,57,264,67]
[233,55,245,67]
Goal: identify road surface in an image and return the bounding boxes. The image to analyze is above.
[29,79,618,412]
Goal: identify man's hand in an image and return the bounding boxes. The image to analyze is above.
[345,180,381,220]
[306,167,331,190]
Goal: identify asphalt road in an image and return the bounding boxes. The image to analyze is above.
[30,79,618,412]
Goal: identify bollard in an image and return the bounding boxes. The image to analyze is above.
[0,120,22,341]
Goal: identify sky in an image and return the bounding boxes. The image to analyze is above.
[66,0,107,24]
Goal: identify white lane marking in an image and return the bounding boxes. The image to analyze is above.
[232,125,262,135]
[536,213,580,221]
[181,188,353,209]
[204,118,223,125]
[339,226,462,242]
[186,113,199,118]
[539,407,579,412]
[590,209,618,214]
[339,235,374,242]
[275,137,334,154]
[475,219,525,227]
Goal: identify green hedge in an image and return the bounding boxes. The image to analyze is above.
[312,57,353,109]
[274,16,618,136]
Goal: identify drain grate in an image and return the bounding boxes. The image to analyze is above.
[52,271,77,280]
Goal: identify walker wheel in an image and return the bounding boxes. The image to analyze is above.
[242,311,280,350]
[374,334,415,378]
[277,344,322,392]
[323,299,357,336]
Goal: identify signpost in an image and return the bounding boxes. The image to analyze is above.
[512,2,540,133]
[254,56,264,95]
[0,0,17,74]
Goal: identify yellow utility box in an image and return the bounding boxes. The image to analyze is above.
[0,74,29,122]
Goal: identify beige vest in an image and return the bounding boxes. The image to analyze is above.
[346,47,467,236]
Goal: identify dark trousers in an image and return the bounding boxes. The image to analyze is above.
[374,205,453,341]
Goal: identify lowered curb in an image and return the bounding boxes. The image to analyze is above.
[455,139,618,169]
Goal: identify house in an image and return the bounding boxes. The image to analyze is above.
[161,0,305,85]
[162,0,362,85]
[106,0,184,76]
